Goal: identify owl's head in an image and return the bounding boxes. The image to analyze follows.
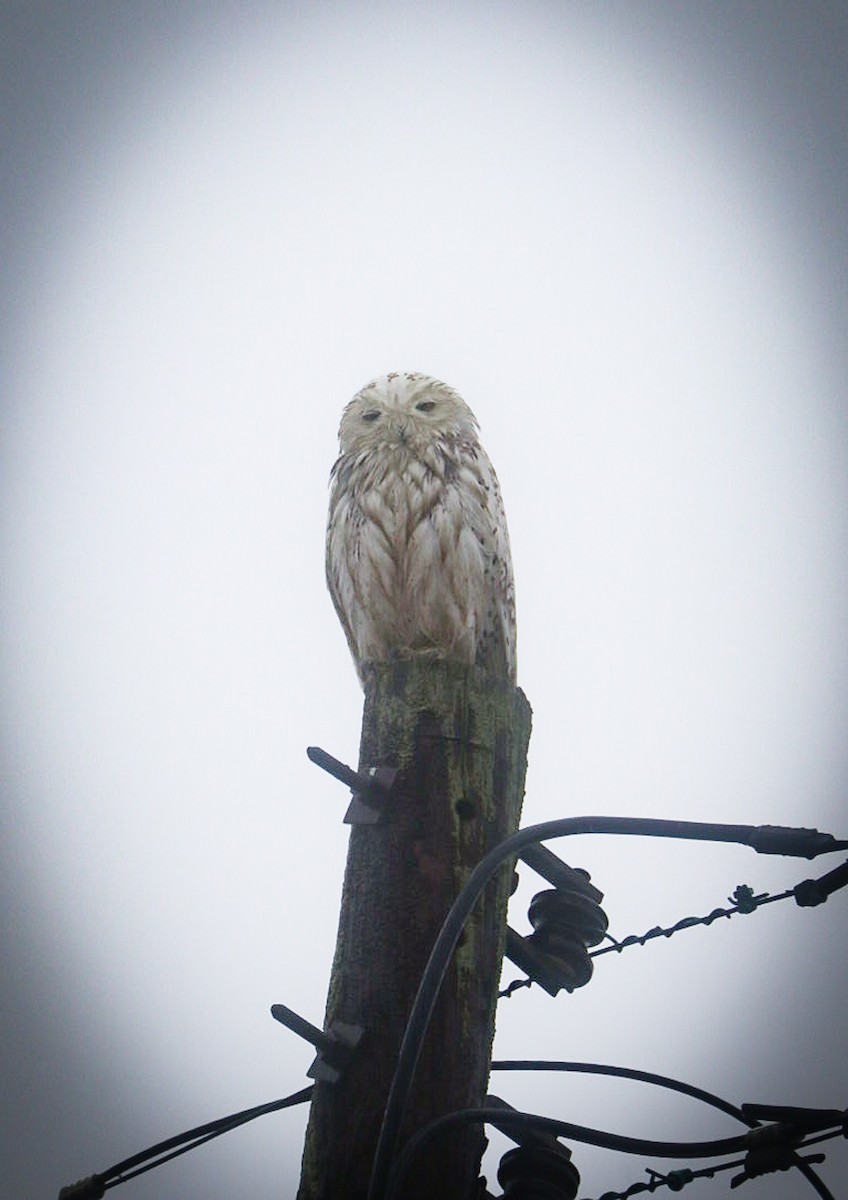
[338,372,479,454]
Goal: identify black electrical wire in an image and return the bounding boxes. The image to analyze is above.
[585,1153,830,1200]
[58,1086,314,1199]
[489,1061,835,1200]
[106,1125,242,1189]
[384,1106,846,1200]
[365,815,847,1200]
[103,1087,313,1184]
[588,856,848,961]
[490,1061,754,1126]
[587,1156,740,1199]
[794,1160,838,1200]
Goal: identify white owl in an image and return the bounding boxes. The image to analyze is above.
[326,372,516,686]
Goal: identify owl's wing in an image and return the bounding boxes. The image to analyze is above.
[325,457,399,683]
[455,442,517,682]
[326,483,365,682]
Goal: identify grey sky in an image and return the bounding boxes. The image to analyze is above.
[2,4,846,1199]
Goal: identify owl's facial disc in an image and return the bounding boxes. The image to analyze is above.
[337,372,479,454]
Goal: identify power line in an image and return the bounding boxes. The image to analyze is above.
[489,1061,835,1199]
[383,1103,846,1200]
[58,1087,314,1200]
[366,816,848,1200]
[56,817,847,1200]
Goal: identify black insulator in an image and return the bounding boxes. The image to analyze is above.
[504,926,585,995]
[528,888,609,948]
[497,1144,580,1200]
[526,929,594,990]
[524,886,609,991]
[505,859,610,994]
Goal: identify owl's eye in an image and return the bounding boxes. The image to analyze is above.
[362,411,381,423]
[416,400,436,413]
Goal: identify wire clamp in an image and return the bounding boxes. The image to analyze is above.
[270,1002,363,1084]
[307,745,397,824]
[729,884,764,914]
[794,859,848,907]
[730,1112,835,1188]
[645,1166,695,1192]
[57,1178,105,1200]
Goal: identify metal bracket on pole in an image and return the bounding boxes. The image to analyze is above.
[307,745,398,824]
[271,1002,364,1084]
[517,843,604,904]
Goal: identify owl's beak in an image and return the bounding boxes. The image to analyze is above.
[393,418,409,444]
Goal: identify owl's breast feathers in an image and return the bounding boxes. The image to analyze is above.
[326,432,516,684]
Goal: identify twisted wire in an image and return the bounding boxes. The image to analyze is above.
[500,885,792,997]
[592,884,790,958]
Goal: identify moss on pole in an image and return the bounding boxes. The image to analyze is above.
[297,659,532,1200]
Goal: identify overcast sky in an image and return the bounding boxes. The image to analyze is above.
[2,4,847,1199]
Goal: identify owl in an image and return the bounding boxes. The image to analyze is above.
[325,372,516,686]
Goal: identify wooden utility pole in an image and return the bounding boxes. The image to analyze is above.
[297,659,532,1200]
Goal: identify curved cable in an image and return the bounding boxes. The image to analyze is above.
[490,1061,835,1200]
[366,814,844,1200]
[102,1086,314,1185]
[384,1107,748,1200]
[490,1060,754,1126]
[385,1106,845,1200]
[794,1160,837,1200]
[106,1124,248,1189]
[58,1086,314,1198]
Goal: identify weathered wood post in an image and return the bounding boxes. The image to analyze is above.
[297,658,531,1200]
